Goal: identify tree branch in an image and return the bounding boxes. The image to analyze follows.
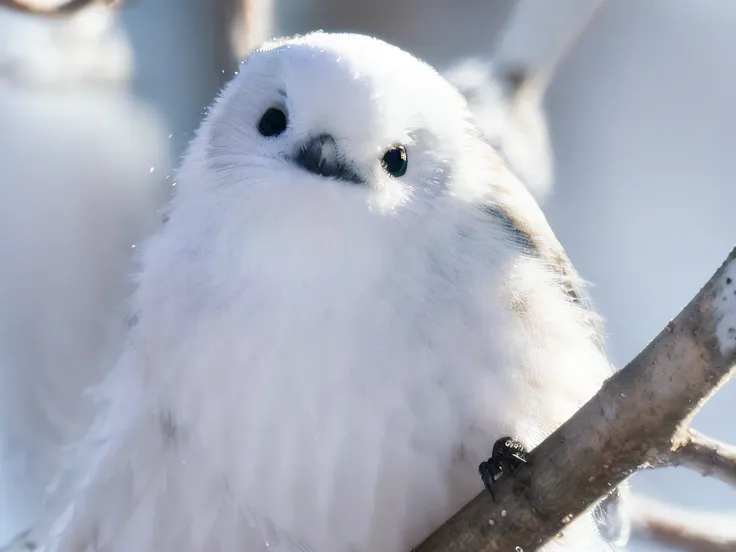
[660,428,736,488]
[489,0,610,96]
[227,0,275,62]
[631,496,736,552]
[0,0,120,17]
[446,1,611,202]
[414,247,736,552]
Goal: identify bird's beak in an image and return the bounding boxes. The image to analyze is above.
[292,134,364,185]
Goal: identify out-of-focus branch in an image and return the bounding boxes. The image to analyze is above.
[659,429,736,488]
[0,529,33,552]
[414,247,736,552]
[229,0,275,61]
[631,496,736,552]
[489,0,610,95]
[0,0,120,17]
[446,0,611,201]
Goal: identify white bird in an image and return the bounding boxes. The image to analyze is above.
[35,32,627,552]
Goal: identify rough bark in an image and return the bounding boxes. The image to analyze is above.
[658,428,736,488]
[415,247,736,552]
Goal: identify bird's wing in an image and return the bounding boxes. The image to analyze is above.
[478,144,606,349]
[479,144,629,548]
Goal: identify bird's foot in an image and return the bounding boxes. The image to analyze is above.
[478,436,528,501]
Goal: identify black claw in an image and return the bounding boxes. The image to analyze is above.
[478,436,529,501]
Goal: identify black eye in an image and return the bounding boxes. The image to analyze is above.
[258,107,287,137]
[381,145,408,177]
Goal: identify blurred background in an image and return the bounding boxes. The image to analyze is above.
[0,0,734,551]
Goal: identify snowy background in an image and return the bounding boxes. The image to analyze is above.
[1,0,734,550]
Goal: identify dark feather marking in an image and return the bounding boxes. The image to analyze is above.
[549,249,585,307]
[125,311,140,329]
[481,199,606,351]
[483,202,588,307]
[482,204,537,255]
[159,410,179,444]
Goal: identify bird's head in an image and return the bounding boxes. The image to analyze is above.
[147,32,531,316]
[176,32,502,218]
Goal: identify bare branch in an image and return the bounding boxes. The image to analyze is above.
[659,429,736,488]
[414,247,736,552]
[631,496,736,552]
[0,529,34,552]
[490,0,610,95]
[447,1,612,202]
[0,0,120,17]
[229,0,275,61]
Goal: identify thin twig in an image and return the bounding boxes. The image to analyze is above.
[0,529,35,552]
[662,429,736,488]
[0,0,119,17]
[445,1,612,202]
[414,247,736,552]
[631,495,736,552]
[489,0,610,96]
[228,0,275,62]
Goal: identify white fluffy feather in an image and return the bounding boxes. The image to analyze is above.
[37,32,625,552]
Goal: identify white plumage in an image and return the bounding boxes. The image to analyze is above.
[36,32,626,552]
